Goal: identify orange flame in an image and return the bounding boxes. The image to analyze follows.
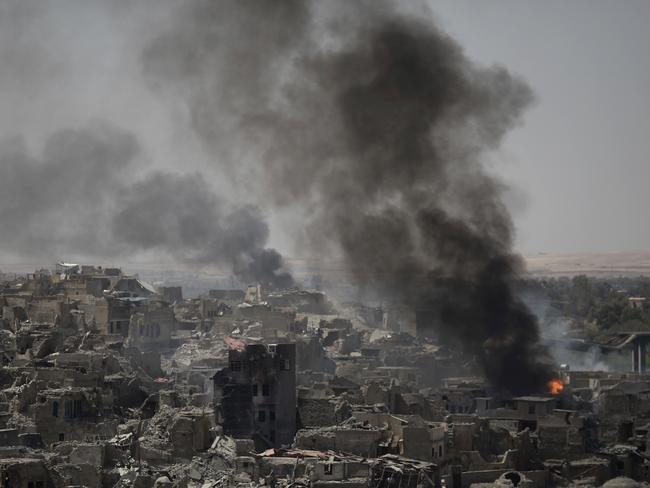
[547,379,564,395]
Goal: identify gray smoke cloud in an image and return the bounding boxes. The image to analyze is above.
[113,172,292,289]
[141,1,308,155]
[0,0,555,391]
[0,123,139,258]
[0,123,292,288]
[0,0,293,289]
[141,0,555,394]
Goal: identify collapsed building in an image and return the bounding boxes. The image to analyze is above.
[2,263,650,488]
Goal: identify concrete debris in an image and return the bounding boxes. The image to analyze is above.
[2,263,650,488]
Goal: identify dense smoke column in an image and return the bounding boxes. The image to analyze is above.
[327,22,556,394]
[233,248,293,291]
[142,1,555,393]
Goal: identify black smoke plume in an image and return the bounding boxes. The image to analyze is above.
[113,173,293,289]
[0,123,292,289]
[142,1,554,394]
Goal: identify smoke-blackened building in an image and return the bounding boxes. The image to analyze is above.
[214,341,296,449]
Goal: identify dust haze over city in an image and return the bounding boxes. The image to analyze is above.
[1,2,650,488]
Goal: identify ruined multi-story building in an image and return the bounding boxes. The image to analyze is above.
[214,341,296,449]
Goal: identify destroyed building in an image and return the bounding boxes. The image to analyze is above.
[214,340,297,450]
[3,260,650,488]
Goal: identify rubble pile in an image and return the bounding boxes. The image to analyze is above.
[2,263,650,488]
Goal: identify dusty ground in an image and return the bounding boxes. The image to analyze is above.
[523,251,650,277]
[290,252,650,279]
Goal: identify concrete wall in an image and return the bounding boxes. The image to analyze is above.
[169,414,213,459]
[0,458,52,488]
[312,461,370,481]
[441,469,549,488]
[26,299,75,327]
[294,430,337,452]
[402,426,432,461]
[334,429,381,458]
[0,428,18,446]
[236,305,295,334]
[453,423,478,452]
[127,306,174,351]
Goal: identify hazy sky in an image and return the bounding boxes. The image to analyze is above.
[431,0,650,253]
[1,1,649,268]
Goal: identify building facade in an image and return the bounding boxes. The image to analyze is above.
[215,342,296,449]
